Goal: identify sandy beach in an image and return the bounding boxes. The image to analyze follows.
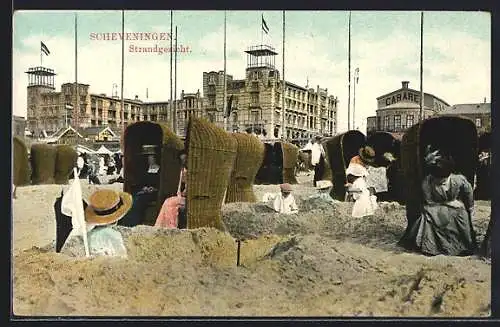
[12,174,491,317]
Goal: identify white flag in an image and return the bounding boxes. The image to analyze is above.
[61,168,90,257]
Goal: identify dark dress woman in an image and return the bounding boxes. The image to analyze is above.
[400,155,477,256]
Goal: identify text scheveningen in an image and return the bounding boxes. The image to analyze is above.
[89,32,172,41]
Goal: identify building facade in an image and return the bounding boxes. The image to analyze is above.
[438,102,491,135]
[366,81,450,136]
[203,45,338,140]
[25,45,339,142]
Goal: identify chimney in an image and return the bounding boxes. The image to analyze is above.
[402,81,409,89]
[484,97,487,103]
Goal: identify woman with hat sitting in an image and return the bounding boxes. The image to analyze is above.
[84,189,133,257]
[118,144,160,227]
[307,180,335,204]
[399,153,477,256]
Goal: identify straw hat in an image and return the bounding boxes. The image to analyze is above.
[316,180,333,190]
[359,146,375,164]
[280,183,293,192]
[140,144,158,155]
[85,189,133,225]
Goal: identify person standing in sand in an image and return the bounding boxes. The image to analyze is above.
[311,136,327,187]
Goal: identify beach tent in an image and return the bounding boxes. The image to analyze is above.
[323,130,366,200]
[400,115,478,231]
[96,145,114,155]
[123,121,184,226]
[76,144,96,154]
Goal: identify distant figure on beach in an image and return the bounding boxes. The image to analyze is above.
[262,183,299,214]
[311,136,326,187]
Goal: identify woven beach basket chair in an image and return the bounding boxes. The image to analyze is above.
[54,144,78,184]
[401,115,478,226]
[185,117,237,230]
[13,136,31,186]
[225,133,265,203]
[323,130,366,201]
[30,143,57,185]
[281,141,300,184]
[123,121,184,225]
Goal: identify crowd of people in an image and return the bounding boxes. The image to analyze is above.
[53,134,481,260]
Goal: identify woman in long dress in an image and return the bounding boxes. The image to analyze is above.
[400,154,477,256]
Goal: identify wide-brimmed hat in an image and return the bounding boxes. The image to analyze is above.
[359,146,375,164]
[85,189,133,226]
[280,183,293,192]
[140,144,158,156]
[316,180,333,190]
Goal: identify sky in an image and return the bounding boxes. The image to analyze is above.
[12,10,491,134]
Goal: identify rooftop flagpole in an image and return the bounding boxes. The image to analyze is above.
[281,10,286,140]
[74,13,79,129]
[223,11,228,131]
[120,10,125,138]
[419,11,424,122]
[347,11,351,131]
[174,25,178,134]
[170,10,174,130]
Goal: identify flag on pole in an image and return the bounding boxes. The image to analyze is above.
[41,41,50,56]
[262,15,269,34]
[61,168,90,257]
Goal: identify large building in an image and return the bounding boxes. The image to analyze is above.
[203,45,338,140]
[438,102,491,135]
[366,81,450,136]
[24,45,339,142]
[24,66,200,138]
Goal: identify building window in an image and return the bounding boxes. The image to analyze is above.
[394,115,401,130]
[209,75,215,84]
[384,116,390,130]
[406,114,414,128]
[209,96,216,106]
[476,118,482,127]
[251,93,259,105]
[251,110,259,122]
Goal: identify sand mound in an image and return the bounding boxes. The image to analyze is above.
[12,175,491,316]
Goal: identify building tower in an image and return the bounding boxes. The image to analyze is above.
[25,66,56,137]
[243,45,280,138]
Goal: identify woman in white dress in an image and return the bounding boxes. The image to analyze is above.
[346,163,378,218]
